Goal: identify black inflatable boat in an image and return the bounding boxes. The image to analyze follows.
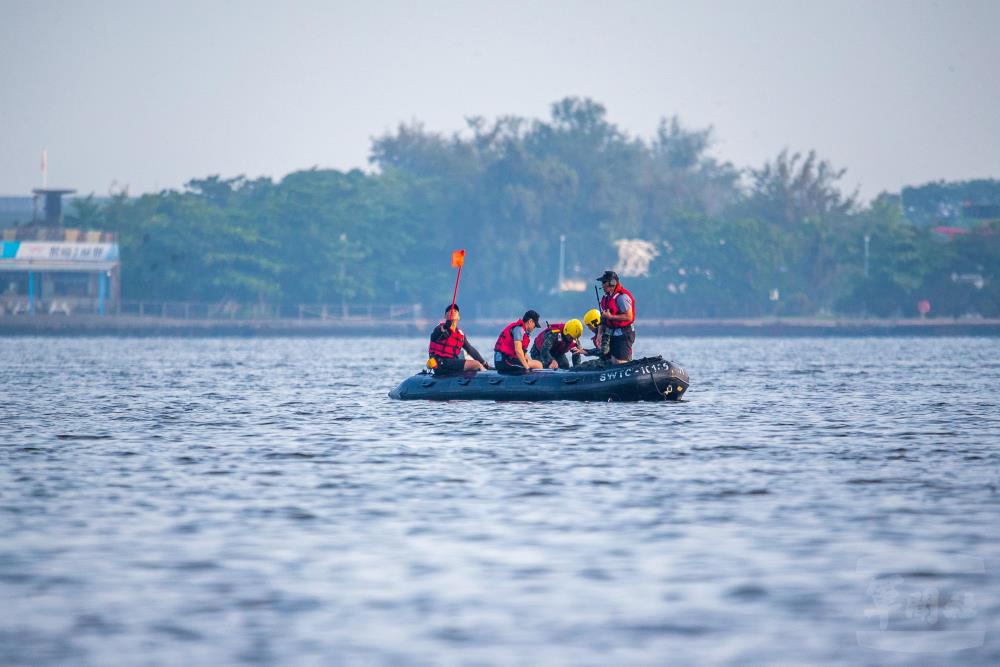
[389,355,689,402]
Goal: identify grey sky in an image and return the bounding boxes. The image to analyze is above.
[1,0,998,199]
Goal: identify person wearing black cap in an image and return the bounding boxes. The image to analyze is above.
[597,270,636,363]
[493,310,544,374]
[427,304,490,374]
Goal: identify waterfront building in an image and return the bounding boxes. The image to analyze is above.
[0,189,120,315]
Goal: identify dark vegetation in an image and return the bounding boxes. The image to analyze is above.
[70,98,999,318]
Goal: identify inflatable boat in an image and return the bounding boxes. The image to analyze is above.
[389,355,689,402]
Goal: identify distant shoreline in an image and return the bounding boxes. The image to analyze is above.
[1,316,998,337]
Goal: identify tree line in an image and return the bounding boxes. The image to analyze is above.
[70,97,999,318]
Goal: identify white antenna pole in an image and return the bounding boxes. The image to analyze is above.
[41,149,48,188]
[558,234,566,292]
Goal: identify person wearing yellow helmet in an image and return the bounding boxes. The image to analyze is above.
[529,318,585,369]
[577,308,605,362]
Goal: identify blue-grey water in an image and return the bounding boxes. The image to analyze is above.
[2,336,998,666]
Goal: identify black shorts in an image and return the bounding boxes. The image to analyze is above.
[495,354,527,375]
[433,357,466,375]
[609,328,634,361]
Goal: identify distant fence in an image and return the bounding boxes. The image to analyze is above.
[116,301,425,321]
[0,296,425,321]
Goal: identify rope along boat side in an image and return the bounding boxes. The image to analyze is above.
[389,355,690,402]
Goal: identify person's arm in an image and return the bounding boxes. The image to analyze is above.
[507,325,530,367]
[463,338,487,366]
[603,294,633,325]
[513,340,531,368]
[429,324,446,343]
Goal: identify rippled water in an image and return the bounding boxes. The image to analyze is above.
[2,336,999,665]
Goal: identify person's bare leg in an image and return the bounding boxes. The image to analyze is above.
[526,359,544,370]
[463,360,485,371]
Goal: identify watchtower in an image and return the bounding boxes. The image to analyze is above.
[32,188,77,225]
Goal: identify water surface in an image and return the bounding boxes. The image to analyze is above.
[2,336,999,665]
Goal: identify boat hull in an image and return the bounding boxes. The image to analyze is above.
[388,356,689,402]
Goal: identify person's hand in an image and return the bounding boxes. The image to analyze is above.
[601,309,612,319]
[548,360,558,369]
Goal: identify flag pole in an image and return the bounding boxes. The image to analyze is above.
[450,264,463,311]
[449,249,465,330]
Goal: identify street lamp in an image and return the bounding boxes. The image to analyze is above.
[558,234,566,293]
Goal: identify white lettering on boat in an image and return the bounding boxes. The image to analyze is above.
[599,362,670,382]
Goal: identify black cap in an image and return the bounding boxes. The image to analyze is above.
[597,270,619,283]
[444,303,460,314]
[523,309,540,325]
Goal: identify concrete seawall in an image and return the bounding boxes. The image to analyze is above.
[2,315,998,337]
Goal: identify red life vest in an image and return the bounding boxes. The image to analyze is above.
[495,320,530,357]
[601,285,636,328]
[428,322,465,359]
[532,323,574,357]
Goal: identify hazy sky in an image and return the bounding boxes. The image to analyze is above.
[2,0,998,199]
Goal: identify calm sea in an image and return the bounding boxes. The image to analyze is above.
[2,336,998,666]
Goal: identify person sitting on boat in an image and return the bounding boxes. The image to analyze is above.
[530,319,584,369]
[494,310,544,374]
[598,270,635,363]
[428,304,489,374]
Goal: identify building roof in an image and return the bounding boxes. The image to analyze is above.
[32,188,77,196]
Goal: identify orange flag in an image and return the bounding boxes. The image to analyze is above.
[451,249,466,268]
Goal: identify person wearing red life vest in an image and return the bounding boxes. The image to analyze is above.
[428,304,489,374]
[598,270,635,363]
[493,310,544,374]
[530,319,584,369]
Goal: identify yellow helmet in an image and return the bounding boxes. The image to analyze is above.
[583,309,601,330]
[563,319,583,340]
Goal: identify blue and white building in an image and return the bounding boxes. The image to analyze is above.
[0,189,120,315]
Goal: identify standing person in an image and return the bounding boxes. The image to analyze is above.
[494,310,544,374]
[530,319,584,369]
[428,304,489,374]
[597,270,636,363]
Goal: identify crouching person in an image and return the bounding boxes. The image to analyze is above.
[577,309,605,362]
[530,319,584,369]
